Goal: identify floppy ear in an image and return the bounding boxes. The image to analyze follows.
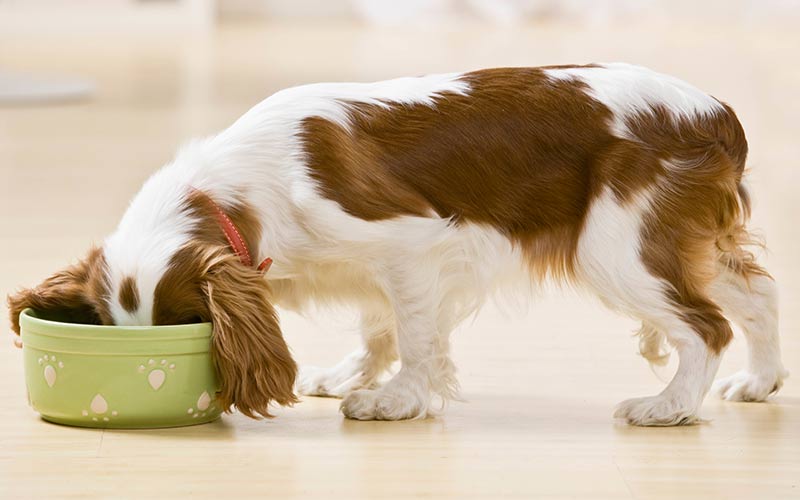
[7,247,109,334]
[204,253,298,418]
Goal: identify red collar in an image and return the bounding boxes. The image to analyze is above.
[195,189,272,273]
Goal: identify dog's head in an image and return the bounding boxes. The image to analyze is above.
[7,189,297,418]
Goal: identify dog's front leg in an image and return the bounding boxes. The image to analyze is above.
[340,263,457,420]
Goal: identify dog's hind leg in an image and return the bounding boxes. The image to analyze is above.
[633,258,787,402]
[613,302,728,426]
[578,188,730,426]
[710,259,787,401]
[296,307,398,398]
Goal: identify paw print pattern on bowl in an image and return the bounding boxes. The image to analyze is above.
[187,391,213,418]
[37,354,64,388]
[137,358,176,390]
[81,394,119,422]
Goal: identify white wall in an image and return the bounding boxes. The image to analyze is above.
[218,0,800,25]
[0,0,216,34]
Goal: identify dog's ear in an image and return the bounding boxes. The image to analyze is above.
[7,247,109,334]
[203,253,298,418]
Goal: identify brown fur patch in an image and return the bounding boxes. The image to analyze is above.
[203,248,298,417]
[152,247,209,327]
[118,276,140,313]
[7,246,112,332]
[300,66,751,353]
[301,67,622,280]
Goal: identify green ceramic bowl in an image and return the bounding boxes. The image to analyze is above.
[20,308,222,428]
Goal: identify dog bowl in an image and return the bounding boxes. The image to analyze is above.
[19,308,222,428]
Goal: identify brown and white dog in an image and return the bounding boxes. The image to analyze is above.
[8,63,787,425]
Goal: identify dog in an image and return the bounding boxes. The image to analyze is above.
[8,63,788,425]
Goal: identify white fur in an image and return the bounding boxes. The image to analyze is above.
[710,268,788,401]
[575,187,668,320]
[545,63,724,138]
[101,66,782,424]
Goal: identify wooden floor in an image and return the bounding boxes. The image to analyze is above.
[1,19,799,500]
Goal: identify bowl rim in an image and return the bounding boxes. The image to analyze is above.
[20,308,213,340]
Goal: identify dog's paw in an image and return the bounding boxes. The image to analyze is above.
[340,386,426,421]
[296,363,377,399]
[712,370,787,402]
[614,395,699,426]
